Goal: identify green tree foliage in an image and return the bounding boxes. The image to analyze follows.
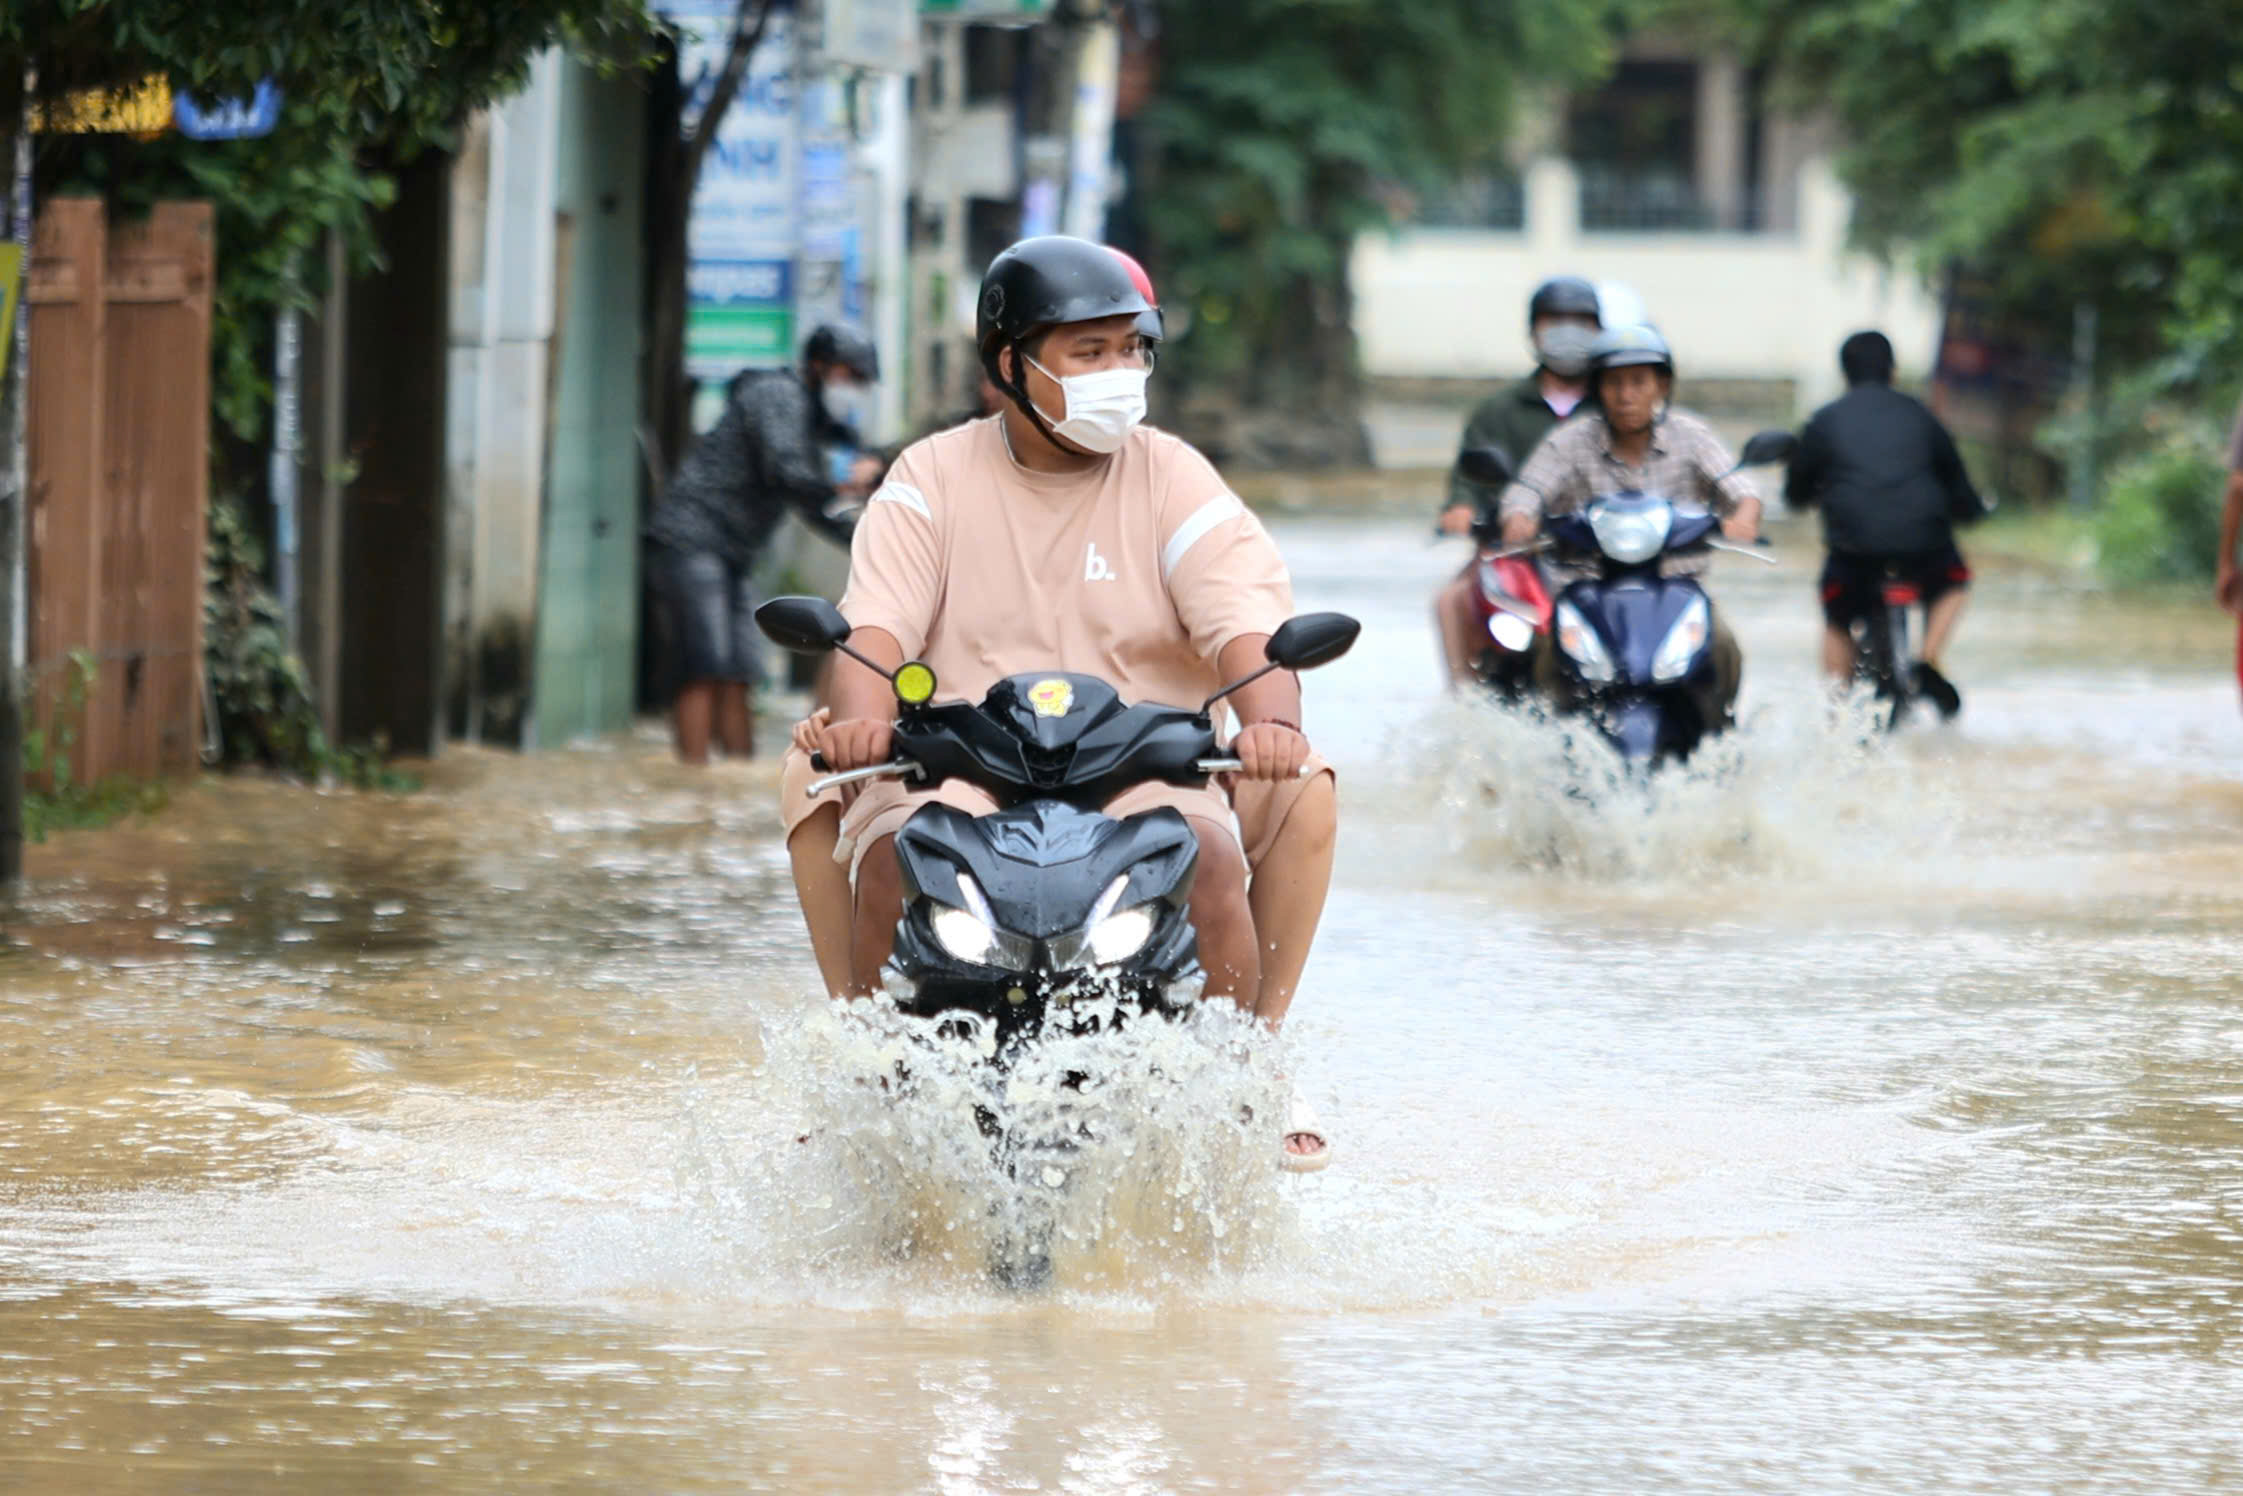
[3,2,657,774]
[1720,0,2243,379]
[1140,0,1613,416]
[5,2,659,447]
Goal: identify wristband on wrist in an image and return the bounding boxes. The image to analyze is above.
[1249,717,1303,736]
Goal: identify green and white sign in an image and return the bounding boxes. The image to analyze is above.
[920,0,1050,15]
[687,303,796,369]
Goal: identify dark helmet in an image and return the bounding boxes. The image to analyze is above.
[977,234,1156,392]
[803,323,880,382]
[1528,274,1603,329]
[1588,322,1674,379]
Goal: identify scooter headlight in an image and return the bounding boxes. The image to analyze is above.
[929,873,1033,968]
[1050,874,1159,969]
[931,905,1000,965]
[1651,595,1710,682]
[1588,499,1673,564]
[1487,611,1536,652]
[1085,905,1156,965]
[1554,600,1616,684]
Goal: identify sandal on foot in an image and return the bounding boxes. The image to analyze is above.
[1278,1086,1332,1174]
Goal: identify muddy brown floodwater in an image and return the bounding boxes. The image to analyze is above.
[5,512,2243,1493]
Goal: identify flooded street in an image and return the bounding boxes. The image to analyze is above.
[5,509,2243,1492]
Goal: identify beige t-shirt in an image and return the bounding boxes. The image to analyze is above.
[840,417,1292,711]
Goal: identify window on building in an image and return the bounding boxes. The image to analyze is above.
[1569,60,1706,230]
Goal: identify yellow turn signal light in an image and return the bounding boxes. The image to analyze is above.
[894,661,938,706]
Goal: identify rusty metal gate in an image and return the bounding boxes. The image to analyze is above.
[25,197,213,783]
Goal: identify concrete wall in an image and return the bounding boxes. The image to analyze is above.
[444,53,562,747]
[1351,156,1942,457]
[532,62,648,747]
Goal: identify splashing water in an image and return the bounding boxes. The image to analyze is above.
[682,995,1294,1296]
[1386,688,1958,885]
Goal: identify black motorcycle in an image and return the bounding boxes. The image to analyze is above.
[756,597,1360,1050]
[1456,430,1795,767]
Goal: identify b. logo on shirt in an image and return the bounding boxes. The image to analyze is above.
[1084,542,1119,582]
[1028,678,1075,718]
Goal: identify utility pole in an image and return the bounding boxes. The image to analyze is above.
[2,72,32,889]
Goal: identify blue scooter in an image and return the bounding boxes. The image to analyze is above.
[1457,430,1796,767]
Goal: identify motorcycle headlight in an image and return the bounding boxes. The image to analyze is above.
[1651,595,1710,682]
[1085,905,1156,965]
[1050,874,1159,969]
[1487,611,1536,652]
[931,905,1000,965]
[1554,600,1616,684]
[929,873,1032,968]
[1587,499,1673,564]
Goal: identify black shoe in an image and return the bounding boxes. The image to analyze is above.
[1913,662,1962,719]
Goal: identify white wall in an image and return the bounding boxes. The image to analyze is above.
[444,51,562,742]
[1351,157,1942,413]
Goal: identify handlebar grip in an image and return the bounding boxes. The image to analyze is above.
[810,751,830,772]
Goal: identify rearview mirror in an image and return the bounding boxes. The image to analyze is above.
[1457,445,1515,488]
[1265,612,1361,672]
[1738,429,1799,467]
[755,595,852,654]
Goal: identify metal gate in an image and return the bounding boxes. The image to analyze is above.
[25,197,213,783]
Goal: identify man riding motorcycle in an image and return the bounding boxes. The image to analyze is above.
[1434,275,1604,689]
[779,235,1339,1169]
[1498,324,1763,730]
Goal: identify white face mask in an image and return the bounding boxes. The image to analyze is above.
[1024,354,1148,454]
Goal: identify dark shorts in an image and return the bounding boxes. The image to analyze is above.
[1820,546,1971,630]
[648,545,764,687]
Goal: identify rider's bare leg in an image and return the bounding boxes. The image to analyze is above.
[1822,624,1856,684]
[1923,587,1969,668]
[1247,773,1335,1030]
[1434,570,1477,689]
[849,835,907,998]
[1188,821,1262,1008]
[787,805,854,997]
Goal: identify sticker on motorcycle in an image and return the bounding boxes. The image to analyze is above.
[1028,678,1075,718]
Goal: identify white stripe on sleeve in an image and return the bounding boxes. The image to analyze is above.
[1161,493,1245,580]
[870,481,931,521]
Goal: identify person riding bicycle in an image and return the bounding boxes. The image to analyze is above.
[1785,330,1987,717]
[1433,275,1604,688]
[1497,323,1762,728]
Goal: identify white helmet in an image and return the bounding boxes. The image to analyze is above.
[1594,281,1650,333]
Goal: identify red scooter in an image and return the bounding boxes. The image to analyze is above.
[1466,519,1554,700]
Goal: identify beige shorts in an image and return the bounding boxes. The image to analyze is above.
[779,740,1333,880]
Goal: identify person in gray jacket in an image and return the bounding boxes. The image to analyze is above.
[644,325,881,762]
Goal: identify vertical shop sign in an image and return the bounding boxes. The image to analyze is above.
[673,1,800,375]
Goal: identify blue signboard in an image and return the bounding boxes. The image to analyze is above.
[174,81,283,140]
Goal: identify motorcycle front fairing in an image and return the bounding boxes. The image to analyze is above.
[1560,574,1716,689]
[890,801,1202,1046]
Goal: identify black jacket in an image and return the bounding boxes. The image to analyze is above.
[1785,383,1986,555]
[645,369,858,565]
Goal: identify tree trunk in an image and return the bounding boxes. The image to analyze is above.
[642,0,779,485]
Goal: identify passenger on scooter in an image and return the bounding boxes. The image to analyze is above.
[1434,275,1604,689]
[1784,330,1986,717]
[780,235,1339,1169]
[1498,324,1763,728]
